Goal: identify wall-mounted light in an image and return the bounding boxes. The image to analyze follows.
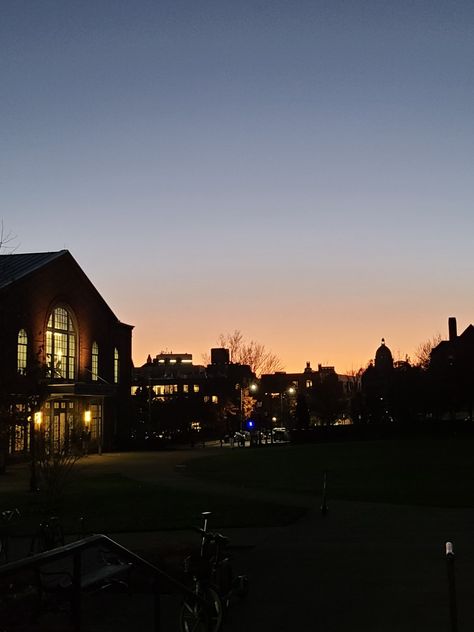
[34,412,43,427]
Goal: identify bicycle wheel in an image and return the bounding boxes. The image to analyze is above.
[179,585,223,632]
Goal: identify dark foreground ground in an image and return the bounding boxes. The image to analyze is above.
[3,448,474,631]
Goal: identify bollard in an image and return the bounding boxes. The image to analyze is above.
[446,541,458,632]
[320,470,328,516]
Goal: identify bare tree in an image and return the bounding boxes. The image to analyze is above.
[414,334,442,370]
[217,330,283,376]
[0,221,17,253]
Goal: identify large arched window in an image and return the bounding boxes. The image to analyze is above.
[92,342,99,381]
[17,329,28,375]
[46,307,76,380]
[114,348,119,384]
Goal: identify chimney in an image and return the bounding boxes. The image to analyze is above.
[448,317,457,342]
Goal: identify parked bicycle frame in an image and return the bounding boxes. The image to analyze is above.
[178,512,248,632]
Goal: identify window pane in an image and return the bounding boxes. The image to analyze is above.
[46,307,76,380]
[114,348,119,384]
[92,342,99,381]
[17,329,27,375]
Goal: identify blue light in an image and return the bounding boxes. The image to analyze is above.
[247,420,254,429]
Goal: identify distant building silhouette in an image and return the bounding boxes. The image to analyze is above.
[429,316,474,420]
[132,350,255,444]
[258,362,357,428]
[374,338,394,374]
[361,338,395,423]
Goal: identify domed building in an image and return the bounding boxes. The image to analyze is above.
[375,338,393,374]
[360,338,394,423]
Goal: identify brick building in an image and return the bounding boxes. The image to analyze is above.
[0,250,133,459]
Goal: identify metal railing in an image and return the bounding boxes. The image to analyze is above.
[0,533,198,631]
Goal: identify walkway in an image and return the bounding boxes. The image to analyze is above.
[4,448,474,630]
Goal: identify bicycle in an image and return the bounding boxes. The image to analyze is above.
[29,515,65,555]
[178,512,248,632]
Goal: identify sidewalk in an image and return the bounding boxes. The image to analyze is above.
[3,451,474,630]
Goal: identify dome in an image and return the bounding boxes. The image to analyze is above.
[375,338,393,372]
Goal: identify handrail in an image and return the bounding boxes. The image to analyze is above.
[0,533,201,632]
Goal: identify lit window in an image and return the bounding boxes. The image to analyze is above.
[131,386,139,395]
[212,395,218,404]
[183,384,189,393]
[306,380,312,388]
[193,384,200,393]
[46,307,76,380]
[17,329,28,375]
[92,342,99,381]
[114,348,119,384]
[204,395,210,403]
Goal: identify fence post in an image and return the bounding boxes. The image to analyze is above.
[320,470,328,516]
[72,550,82,632]
[153,579,161,632]
[446,541,458,632]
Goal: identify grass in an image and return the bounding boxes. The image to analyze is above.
[8,435,470,536]
[2,472,305,535]
[184,437,474,508]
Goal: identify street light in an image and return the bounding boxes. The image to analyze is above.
[83,410,92,456]
[280,386,296,427]
[237,382,258,433]
[30,411,42,492]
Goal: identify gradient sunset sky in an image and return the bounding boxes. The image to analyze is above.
[2,1,473,373]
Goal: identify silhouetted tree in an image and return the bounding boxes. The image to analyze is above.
[310,372,346,425]
[295,393,310,429]
[215,330,283,376]
[414,334,442,370]
[387,362,421,423]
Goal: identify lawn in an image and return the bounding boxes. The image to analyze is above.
[2,472,305,535]
[7,436,472,536]
[184,437,474,508]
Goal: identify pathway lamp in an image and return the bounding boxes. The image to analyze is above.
[83,409,92,455]
[238,382,258,432]
[280,386,297,427]
[30,411,43,492]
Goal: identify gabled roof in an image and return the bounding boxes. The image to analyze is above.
[459,324,474,339]
[0,250,66,290]
[0,250,133,328]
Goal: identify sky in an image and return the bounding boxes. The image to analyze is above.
[2,0,474,373]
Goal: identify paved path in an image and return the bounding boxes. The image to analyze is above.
[4,448,474,630]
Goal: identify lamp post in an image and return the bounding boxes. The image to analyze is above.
[238,382,258,434]
[279,386,296,427]
[83,409,91,456]
[29,411,42,492]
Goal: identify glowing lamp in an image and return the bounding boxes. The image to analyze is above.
[84,410,92,426]
[34,412,43,427]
